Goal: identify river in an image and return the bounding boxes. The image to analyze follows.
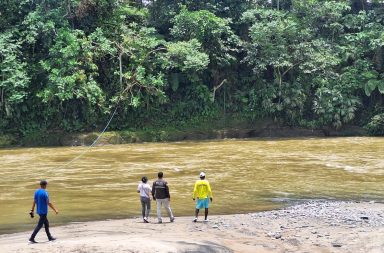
[1,137,383,234]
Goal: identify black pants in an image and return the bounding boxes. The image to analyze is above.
[30,214,52,240]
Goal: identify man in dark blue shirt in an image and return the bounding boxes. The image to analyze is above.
[29,180,59,243]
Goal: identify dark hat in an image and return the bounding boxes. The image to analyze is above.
[40,180,48,186]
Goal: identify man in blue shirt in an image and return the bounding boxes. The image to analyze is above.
[29,180,59,243]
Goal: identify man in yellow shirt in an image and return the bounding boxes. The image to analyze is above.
[193,172,213,222]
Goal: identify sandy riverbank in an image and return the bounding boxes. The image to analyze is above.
[0,201,383,253]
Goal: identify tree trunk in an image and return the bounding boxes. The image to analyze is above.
[212,79,226,102]
[0,87,3,108]
[119,51,123,89]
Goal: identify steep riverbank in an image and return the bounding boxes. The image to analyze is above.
[0,120,367,148]
[1,201,383,253]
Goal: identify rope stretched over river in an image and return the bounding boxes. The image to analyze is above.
[50,106,119,172]
[48,90,126,173]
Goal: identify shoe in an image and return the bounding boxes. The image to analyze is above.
[143,217,149,223]
[158,220,162,224]
[29,238,37,244]
[193,218,197,222]
[48,237,56,241]
[203,219,209,223]
[170,217,175,222]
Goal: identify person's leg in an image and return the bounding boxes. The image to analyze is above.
[145,198,151,219]
[193,208,199,222]
[43,216,54,239]
[164,198,174,221]
[140,197,146,219]
[194,199,205,222]
[30,215,45,240]
[202,198,209,221]
[204,208,209,220]
[156,199,162,223]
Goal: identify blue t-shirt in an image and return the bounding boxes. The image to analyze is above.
[34,189,49,215]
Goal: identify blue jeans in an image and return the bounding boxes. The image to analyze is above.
[140,196,151,219]
[30,214,53,240]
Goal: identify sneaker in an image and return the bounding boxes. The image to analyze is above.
[143,217,149,223]
[170,217,175,222]
[203,219,209,223]
[193,218,197,223]
[29,238,37,244]
[158,220,162,224]
[48,237,56,241]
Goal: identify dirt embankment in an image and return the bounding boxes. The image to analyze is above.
[5,123,365,147]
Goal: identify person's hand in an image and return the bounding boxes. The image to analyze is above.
[54,209,59,215]
[210,198,213,202]
[29,210,34,218]
[193,198,195,201]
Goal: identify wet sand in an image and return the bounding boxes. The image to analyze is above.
[0,201,383,253]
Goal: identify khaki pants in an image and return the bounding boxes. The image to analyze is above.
[156,198,174,222]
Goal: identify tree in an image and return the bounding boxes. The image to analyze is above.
[171,7,238,67]
[0,31,30,121]
[292,1,351,40]
[242,8,340,124]
[170,7,239,110]
[37,28,111,130]
[1,0,384,135]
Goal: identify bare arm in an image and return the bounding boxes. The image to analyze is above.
[31,200,36,211]
[48,202,59,214]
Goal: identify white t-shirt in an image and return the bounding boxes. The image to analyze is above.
[137,182,152,198]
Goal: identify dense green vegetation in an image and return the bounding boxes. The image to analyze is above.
[1,0,384,139]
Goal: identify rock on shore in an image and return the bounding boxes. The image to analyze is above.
[0,201,383,253]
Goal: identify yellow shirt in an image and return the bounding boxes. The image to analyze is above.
[193,180,213,199]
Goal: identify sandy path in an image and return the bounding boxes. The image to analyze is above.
[0,201,383,253]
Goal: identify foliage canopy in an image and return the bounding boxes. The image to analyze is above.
[0,0,384,135]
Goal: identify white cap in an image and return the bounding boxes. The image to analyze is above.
[199,172,205,178]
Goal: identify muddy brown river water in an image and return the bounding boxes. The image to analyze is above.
[1,137,383,234]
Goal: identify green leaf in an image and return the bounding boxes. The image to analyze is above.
[364,80,378,96]
[378,82,384,94]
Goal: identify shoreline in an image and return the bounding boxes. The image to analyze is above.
[0,123,368,148]
[1,200,383,253]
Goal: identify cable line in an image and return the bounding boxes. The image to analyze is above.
[48,91,126,172]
